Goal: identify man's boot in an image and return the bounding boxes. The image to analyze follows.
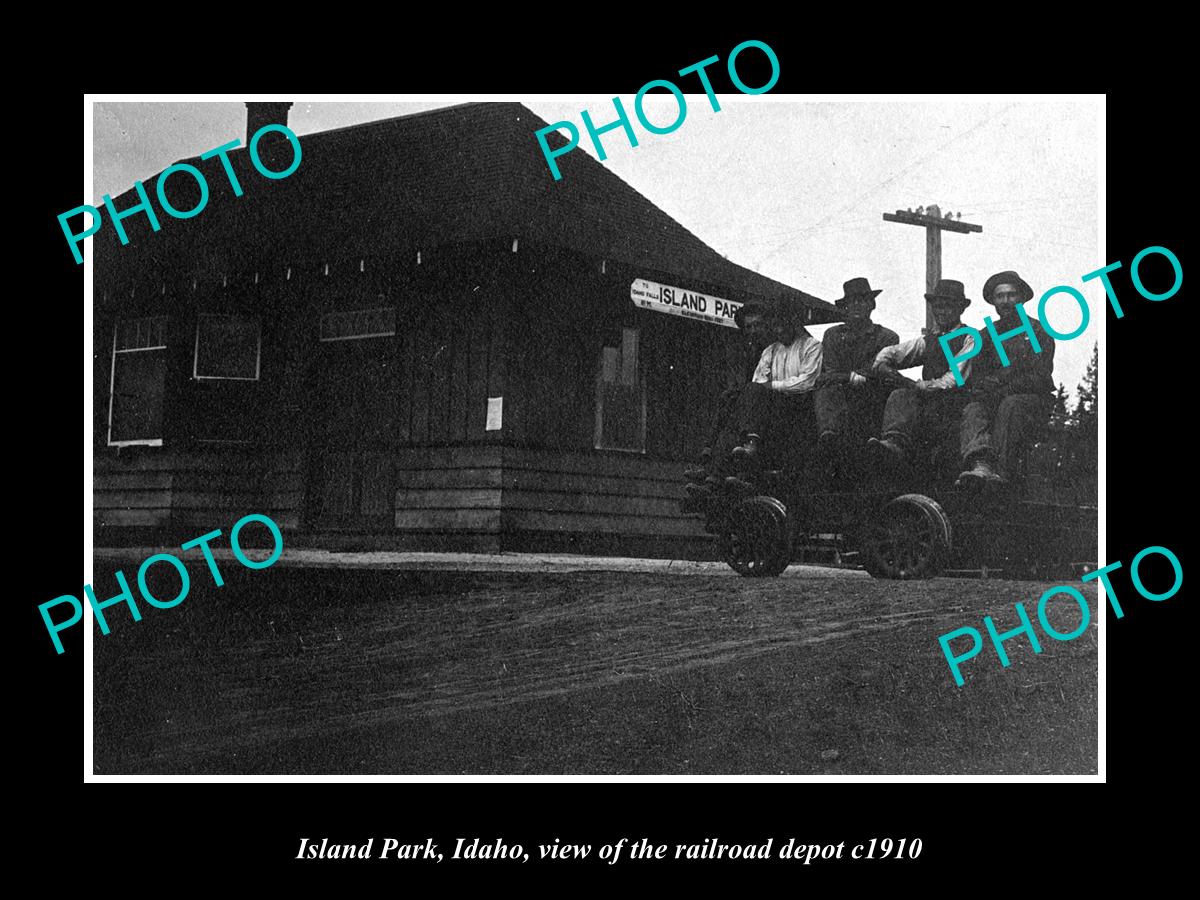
[724,475,757,497]
[867,436,907,464]
[731,433,763,465]
[956,454,1004,487]
[817,430,838,457]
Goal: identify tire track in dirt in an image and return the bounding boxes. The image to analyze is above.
[130,588,952,766]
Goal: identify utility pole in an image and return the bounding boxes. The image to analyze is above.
[883,205,982,331]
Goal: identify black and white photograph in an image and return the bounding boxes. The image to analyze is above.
[78,93,1106,778]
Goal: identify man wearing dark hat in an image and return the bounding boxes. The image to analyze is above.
[956,271,1056,485]
[813,277,900,452]
[867,278,978,466]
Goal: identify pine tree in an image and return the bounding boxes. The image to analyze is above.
[1072,344,1098,502]
[1075,344,1098,426]
[1047,382,1074,479]
[1050,383,1072,429]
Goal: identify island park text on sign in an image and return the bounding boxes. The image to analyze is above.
[630,278,743,328]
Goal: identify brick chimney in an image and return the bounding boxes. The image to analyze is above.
[245,102,294,144]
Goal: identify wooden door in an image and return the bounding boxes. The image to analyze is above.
[309,338,398,530]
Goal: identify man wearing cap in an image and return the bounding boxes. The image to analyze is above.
[813,277,900,452]
[956,271,1056,485]
[867,279,977,467]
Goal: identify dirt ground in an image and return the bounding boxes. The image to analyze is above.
[92,562,1098,775]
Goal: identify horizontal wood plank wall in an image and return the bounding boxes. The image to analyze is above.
[259,451,304,531]
[390,445,711,556]
[94,450,304,534]
[168,452,269,532]
[98,444,713,556]
[393,446,502,540]
[499,446,707,541]
[95,455,172,529]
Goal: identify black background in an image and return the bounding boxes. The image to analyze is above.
[21,27,1188,886]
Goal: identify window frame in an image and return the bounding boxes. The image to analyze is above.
[193,313,262,382]
[593,326,647,454]
[318,307,398,342]
[106,315,168,448]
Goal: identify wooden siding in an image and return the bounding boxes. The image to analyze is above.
[94,450,303,533]
[393,446,502,537]
[390,445,711,556]
[95,242,740,558]
[499,446,707,544]
[96,442,712,558]
[397,248,508,449]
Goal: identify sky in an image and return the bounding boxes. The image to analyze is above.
[92,96,1100,400]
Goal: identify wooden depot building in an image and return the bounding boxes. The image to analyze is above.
[93,102,839,556]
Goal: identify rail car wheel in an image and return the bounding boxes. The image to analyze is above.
[720,496,792,577]
[861,493,952,580]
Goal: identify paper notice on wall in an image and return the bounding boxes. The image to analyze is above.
[486,396,503,431]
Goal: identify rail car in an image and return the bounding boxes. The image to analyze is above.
[685,428,1097,580]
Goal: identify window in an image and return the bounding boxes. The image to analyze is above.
[594,327,645,452]
[108,316,167,446]
[194,314,260,380]
[319,307,397,341]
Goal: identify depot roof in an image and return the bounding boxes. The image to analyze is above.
[96,101,837,321]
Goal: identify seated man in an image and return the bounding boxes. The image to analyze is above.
[814,277,900,452]
[956,270,1056,485]
[686,299,774,482]
[730,295,823,469]
[867,279,977,469]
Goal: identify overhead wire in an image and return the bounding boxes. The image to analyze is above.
[752,104,1020,269]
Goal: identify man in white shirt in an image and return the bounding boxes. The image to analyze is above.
[730,296,824,468]
[683,300,774,497]
[866,279,976,466]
